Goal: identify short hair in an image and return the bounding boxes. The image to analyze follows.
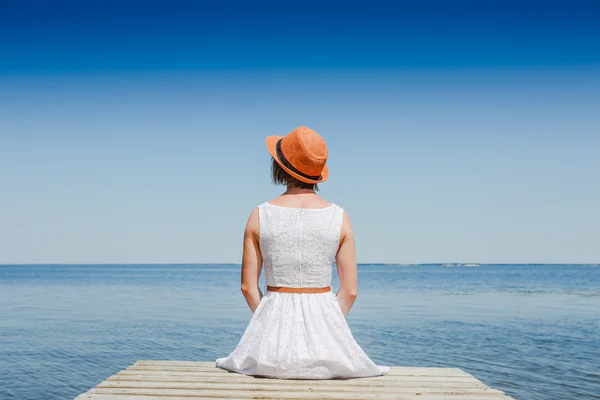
[271,158,319,191]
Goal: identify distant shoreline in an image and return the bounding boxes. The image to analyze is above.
[1,263,598,267]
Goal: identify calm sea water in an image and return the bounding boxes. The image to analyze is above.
[1,264,599,399]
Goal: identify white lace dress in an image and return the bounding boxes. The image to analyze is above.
[216,202,389,379]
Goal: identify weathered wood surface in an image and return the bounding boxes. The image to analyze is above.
[76,360,514,399]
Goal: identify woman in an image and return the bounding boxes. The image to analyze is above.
[216,126,389,379]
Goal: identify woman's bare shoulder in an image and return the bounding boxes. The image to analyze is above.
[341,209,352,232]
[245,207,260,234]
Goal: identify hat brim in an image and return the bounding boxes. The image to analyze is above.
[266,135,329,184]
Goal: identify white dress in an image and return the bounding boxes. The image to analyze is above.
[216,202,389,379]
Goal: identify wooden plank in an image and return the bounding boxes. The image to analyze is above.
[110,372,483,381]
[126,365,473,377]
[89,387,506,396]
[136,361,469,372]
[95,381,505,394]
[118,370,477,383]
[106,374,489,387]
[78,396,514,400]
[86,388,510,399]
[136,360,469,374]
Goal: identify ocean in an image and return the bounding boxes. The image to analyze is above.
[1,264,599,399]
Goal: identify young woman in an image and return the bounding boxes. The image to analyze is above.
[216,126,388,379]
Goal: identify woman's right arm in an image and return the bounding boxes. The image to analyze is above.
[335,211,358,317]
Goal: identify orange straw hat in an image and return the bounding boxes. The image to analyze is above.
[266,126,329,184]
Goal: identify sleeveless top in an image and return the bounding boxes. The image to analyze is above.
[257,202,345,288]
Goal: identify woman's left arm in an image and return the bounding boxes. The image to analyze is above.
[240,208,263,312]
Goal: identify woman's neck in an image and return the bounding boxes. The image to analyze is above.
[283,186,315,196]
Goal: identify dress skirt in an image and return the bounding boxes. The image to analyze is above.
[216,291,389,379]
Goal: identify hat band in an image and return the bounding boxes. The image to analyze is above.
[276,139,322,181]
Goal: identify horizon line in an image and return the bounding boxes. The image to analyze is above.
[1,262,598,266]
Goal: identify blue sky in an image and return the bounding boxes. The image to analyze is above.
[1,1,599,264]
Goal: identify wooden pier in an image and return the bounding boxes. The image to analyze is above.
[76,360,514,399]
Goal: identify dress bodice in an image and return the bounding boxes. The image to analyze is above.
[258,202,344,288]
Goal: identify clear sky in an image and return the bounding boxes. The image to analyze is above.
[1,1,599,264]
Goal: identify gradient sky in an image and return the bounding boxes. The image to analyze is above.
[1,1,599,264]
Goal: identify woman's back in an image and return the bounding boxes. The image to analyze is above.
[259,201,344,288]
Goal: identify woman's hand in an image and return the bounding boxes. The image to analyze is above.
[240,208,263,312]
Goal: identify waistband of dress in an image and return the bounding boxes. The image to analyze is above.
[266,285,331,294]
